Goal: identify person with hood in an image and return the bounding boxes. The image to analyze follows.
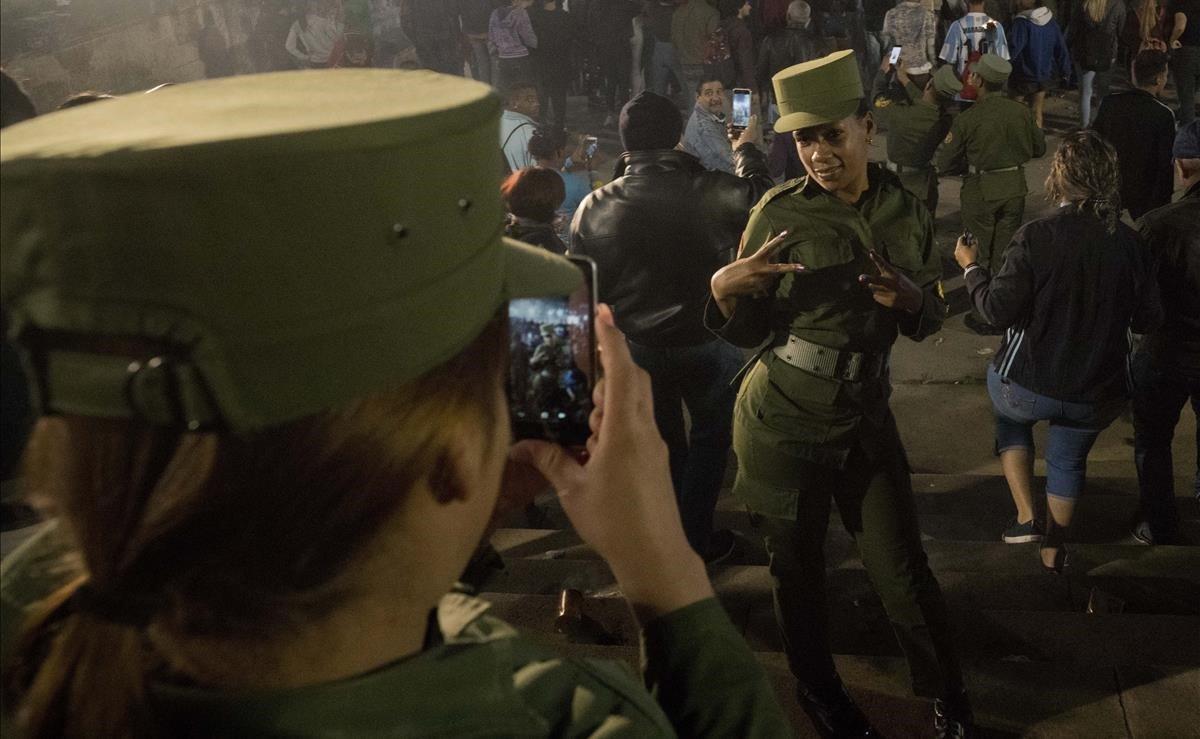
[1067,0,1127,126]
[490,0,539,92]
[1007,0,1071,128]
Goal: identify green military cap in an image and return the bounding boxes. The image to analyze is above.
[932,64,964,98]
[772,50,864,134]
[970,54,1012,85]
[1,69,581,432]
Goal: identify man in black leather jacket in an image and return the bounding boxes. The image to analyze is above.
[570,90,773,562]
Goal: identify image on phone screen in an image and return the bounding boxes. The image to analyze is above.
[731,88,751,129]
[584,136,599,159]
[889,46,902,65]
[507,256,597,446]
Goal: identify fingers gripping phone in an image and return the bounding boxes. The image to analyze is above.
[731,88,752,130]
[508,256,598,446]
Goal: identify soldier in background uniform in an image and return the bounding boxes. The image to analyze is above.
[707,50,973,739]
[871,58,963,214]
[936,53,1045,335]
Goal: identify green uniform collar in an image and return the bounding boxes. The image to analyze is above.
[149,593,548,736]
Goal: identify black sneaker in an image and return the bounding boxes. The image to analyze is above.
[1001,517,1043,543]
[797,682,880,738]
[964,313,1004,336]
[934,698,974,739]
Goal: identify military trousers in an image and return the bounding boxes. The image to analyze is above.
[744,424,964,700]
[960,184,1025,276]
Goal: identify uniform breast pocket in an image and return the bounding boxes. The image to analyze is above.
[777,236,864,308]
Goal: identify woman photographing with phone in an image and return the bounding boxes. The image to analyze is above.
[954,130,1162,572]
[0,71,790,738]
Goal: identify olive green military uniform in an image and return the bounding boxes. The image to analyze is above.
[870,65,960,215]
[705,51,965,705]
[935,55,1046,277]
[0,523,791,737]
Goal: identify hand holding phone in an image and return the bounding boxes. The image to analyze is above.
[889,46,902,67]
[954,231,980,269]
[584,135,599,160]
[731,88,752,130]
[507,256,597,446]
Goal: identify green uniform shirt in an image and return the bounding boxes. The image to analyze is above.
[705,166,946,513]
[935,94,1047,202]
[872,78,951,169]
[2,523,794,738]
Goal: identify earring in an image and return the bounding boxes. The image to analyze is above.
[866,136,874,145]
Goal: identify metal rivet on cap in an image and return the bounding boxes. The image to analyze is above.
[392,223,408,239]
[457,198,472,212]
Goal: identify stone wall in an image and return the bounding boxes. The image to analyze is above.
[1,0,264,113]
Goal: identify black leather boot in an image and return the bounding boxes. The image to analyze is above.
[796,680,880,738]
[1041,516,1070,574]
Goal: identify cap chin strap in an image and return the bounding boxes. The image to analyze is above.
[29,348,223,431]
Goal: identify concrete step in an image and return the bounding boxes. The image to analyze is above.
[479,589,1200,668]
[488,630,1198,739]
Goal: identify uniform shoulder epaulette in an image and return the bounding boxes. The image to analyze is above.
[758,176,807,207]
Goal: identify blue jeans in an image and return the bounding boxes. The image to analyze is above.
[627,338,743,555]
[987,366,1122,499]
[1076,67,1111,127]
[1131,352,1199,540]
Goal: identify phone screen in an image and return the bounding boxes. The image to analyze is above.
[731,88,751,129]
[584,136,599,159]
[507,256,597,446]
[889,46,902,65]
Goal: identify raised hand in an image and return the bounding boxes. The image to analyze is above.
[859,249,923,314]
[711,230,806,316]
[509,305,712,621]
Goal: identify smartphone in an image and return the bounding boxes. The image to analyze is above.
[962,230,978,246]
[889,46,902,66]
[507,255,597,446]
[584,135,599,160]
[731,88,752,130]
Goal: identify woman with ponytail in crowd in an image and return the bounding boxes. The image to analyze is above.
[954,130,1163,573]
[0,70,791,738]
[1067,0,1126,126]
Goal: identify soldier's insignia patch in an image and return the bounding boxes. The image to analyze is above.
[875,97,892,109]
[936,280,945,300]
[943,132,953,144]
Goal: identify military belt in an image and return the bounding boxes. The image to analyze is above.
[885,161,930,174]
[967,165,1021,175]
[771,334,888,383]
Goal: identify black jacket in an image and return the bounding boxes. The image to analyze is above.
[569,145,772,347]
[1092,89,1176,220]
[1139,182,1200,376]
[756,27,824,94]
[965,205,1163,403]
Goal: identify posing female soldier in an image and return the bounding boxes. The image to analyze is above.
[706,50,972,739]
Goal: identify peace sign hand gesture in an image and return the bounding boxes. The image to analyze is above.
[858,250,924,314]
[711,230,807,317]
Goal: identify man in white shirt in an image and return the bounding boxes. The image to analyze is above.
[499,82,541,172]
[939,0,1009,100]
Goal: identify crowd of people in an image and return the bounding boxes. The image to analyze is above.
[0,1,1197,738]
